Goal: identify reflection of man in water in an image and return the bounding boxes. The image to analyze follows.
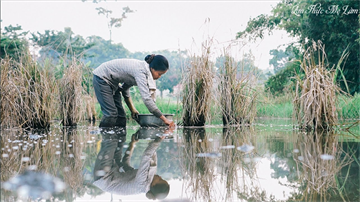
[93,128,170,200]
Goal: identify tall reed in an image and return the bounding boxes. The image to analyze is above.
[181,39,214,126]
[82,64,97,123]
[83,94,97,123]
[0,56,18,128]
[0,53,56,129]
[58,58,84,126]
[293,41,345,131]
[218,49,257,125]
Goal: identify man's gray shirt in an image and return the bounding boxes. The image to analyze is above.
[93,59,162,118]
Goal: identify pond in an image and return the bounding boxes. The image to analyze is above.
[1,119,359,202]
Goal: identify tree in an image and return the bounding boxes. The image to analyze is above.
[155,50,185,95]
[82,0,134,42]
[358,14,360,44]
[237,0,360,95]
[265,60,301,95]
[31,27,94,62]
[95,6,133,43]
[215,52,265,81]
[0,25,29,61]
[269,48,295,74]
[83,35,131,68]
[31,28,97,97]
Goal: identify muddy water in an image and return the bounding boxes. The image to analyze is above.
[1,119,359,202]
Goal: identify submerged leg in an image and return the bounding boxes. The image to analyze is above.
[93,75,118,128]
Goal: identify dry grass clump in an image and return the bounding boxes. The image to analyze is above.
[0,56,18,128]
[218,49,257,126]
[181,39,214,126]
[1,52,93,128]
[0,53,56,129]
[83,94,97,123]
[59,58,84,126]
[293,41,345,131]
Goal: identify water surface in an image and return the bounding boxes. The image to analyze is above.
[1,119,359,201]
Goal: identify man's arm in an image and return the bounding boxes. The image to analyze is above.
[120,84,140,121]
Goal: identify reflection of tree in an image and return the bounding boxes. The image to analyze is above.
[156,140,182,180]
[270,156,298,182]
[290,131,353,201]
[269,131,298,183]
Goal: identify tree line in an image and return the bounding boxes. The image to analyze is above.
[1,25,266,96]
[238,0,359,95]
[0,25,185,95]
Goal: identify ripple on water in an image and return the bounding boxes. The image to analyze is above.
[196,152,222,158]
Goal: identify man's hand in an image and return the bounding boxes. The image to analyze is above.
[159,115,176,128]
[164,127,175,134]
[131,133,139,143]
[131,109,140,123]
[124,96,140,122]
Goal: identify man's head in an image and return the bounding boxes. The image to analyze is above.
[145,54,169,80]
[146,175,170,200]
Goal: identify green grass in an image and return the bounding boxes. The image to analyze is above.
[256,93,359,120]
[338,93,360,120]
[257,101,293,118]
[93,93,359,125]
[256,93,293,118]
[134,98,180,115]
[129,98,181,124]
[94,97,181,123]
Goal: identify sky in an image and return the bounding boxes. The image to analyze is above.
[1,0,296,70]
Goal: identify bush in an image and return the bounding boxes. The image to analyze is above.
[265,61,300,95]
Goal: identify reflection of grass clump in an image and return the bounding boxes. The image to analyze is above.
[181,128,213,201]
[293,131,353,201]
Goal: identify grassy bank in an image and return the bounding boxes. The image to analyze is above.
[129,98,181,117]
[93,93,359,125]
[256,94,293,118]
[256,93,360,120]
[338,93,360,120]
[94,97,182,124]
